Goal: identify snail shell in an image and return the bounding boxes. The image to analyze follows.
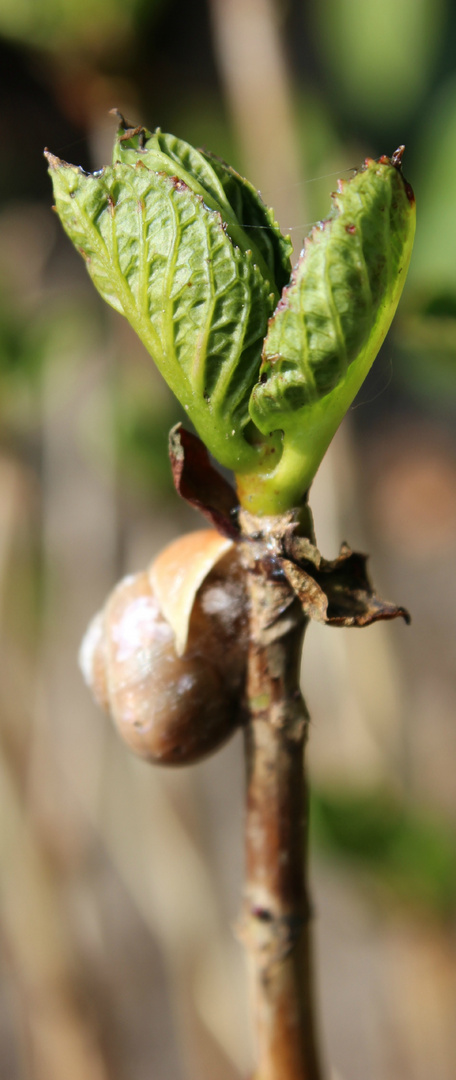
[79,530,248,765]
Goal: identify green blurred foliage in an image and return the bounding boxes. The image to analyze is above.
[410,76,456,296]
[312,0,447,127]
[0,0,163,53]
[0,299,45,390]
[167,97,239,176]
[82,363,184,500]
[395,312,456,411]
[313,788,456,917]
[113,384,178,498]
[392,75,456,408]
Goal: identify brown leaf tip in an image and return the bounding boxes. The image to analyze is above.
[109,107,133,129]
[44,149,59,169]
[378,145,415,204]
[391,145,405,168]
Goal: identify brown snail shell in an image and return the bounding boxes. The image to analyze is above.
[79,530,248,765]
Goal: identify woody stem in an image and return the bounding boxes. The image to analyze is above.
[240,513,324,1080]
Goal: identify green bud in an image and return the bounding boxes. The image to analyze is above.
[46,126,414,515]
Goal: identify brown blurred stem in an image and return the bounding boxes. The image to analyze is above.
[208,0,305,235]
[240,511,323,1080]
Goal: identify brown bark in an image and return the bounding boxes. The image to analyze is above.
[239,511,323,1080]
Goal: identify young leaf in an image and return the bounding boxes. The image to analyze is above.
[239,151,416,513]
[200,150,293,294]
[112,118,291,296]
[46,153,272,471]
[112,123,233,222]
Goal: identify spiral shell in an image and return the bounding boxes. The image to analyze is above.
[79,531,248,765]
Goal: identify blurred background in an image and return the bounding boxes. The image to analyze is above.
[1,0,456,1077]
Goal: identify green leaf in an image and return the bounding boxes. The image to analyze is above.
[314,0,445,126]
[112,123,231,217]
[239,153,416,513]
[200,150,292,293]
[112,119,291,296]
[46,152,272,472]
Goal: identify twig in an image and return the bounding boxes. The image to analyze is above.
[239,510,323,1080]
